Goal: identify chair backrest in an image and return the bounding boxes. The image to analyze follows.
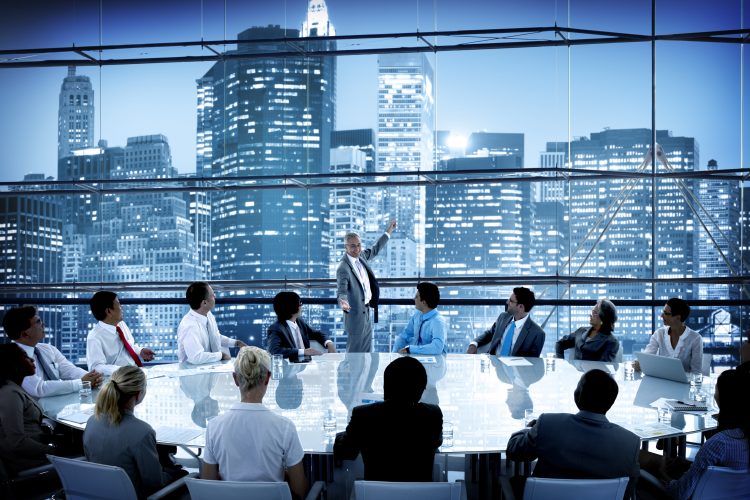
[522,476,628,500]
[354,480,462,500]
[691,466,750,500]
[615,343,624,363]
[185,478,293,500]
[701,353,712,376]
[47,455,137,500]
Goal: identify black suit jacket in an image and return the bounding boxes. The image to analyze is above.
[474,312,546,357]
[334,400,443,482]
[266,318,330,362]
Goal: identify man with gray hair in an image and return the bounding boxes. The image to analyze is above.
[336,220,396,352]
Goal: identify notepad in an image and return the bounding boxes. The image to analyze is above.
[665,399,708,412]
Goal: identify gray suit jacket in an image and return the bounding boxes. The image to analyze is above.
[336,233,389,352]
[507,411,640,498]
[473,312,545,357]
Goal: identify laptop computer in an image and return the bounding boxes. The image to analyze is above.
[635,351,689,383]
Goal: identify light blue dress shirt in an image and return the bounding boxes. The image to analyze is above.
[392,309,446,355]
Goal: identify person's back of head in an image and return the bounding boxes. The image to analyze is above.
[715,369,750,432]
[513,287,535,312]
[273,291,301,322]
[90,291,117,321]
[234,346,271,393]
[574,368,618,414]
[417,282,440,309]
[186,282,210,310]
[384,356,427,404]
[0,343,29,387]
[95,365,146,425]
[2,306,37,340]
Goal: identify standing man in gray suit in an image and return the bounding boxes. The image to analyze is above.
[336,220,397,352]
[466,286,545,357]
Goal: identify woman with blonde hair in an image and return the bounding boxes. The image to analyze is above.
[202,346,308,498]
[83,366,182,498]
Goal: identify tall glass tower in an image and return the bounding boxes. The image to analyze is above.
[196,2,336,343]
[58,66,94,159]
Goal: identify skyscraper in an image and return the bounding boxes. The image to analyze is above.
[196,2,336,342]
[377,53,434,273]
[58,66,94,159]
[566,128,697,343]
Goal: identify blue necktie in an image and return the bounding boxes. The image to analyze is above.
[499,321,516,356]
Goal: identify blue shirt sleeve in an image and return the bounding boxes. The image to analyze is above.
[410,313,446,355]
[392,313,417,352]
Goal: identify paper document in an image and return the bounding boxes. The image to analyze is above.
[155,426,204,445]
[625,422,683,440]
[500,357,533,367]
[58,408,94,425]
[413,356,437,364]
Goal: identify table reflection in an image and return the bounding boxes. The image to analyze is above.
[38,354,716,454]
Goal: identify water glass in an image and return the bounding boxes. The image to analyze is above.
[479,355,490,373]
[79,380,92,399]
[623,361,635,380]
[442,421,454,448]
[524,409,536,426]
[690,372,703,390]
[272,354,283,380]
[323,409,337,436]
[657,406,672,423]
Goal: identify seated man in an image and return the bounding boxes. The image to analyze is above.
[267,291,335,361]
[87,291,155,375]
[466,286,545,357]
[177,282,246,364]
[334,356,443,482]
[393,281,446,355]
[4,306,101,398]
[506,369,640,498]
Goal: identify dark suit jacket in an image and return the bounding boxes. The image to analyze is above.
[507,411,640,498]
[555,327,620,362]
[334,400,443,482]
[474,312,545,357]
[266,318,330,362]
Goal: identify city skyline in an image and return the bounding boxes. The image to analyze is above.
[0,0,747,183]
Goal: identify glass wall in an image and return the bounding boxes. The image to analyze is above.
[0,0,747,367]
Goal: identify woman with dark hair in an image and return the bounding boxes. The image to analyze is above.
[0,343,55,473]
[665,369,750,499]
[637,297,703,373]
[83,365,184,497]
[555,299,620,362]
[266,291,335,361]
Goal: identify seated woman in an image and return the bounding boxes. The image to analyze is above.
[83,365,183,498]
[555,299,620,362]
[267,291,335,361]
[202,346,307,498]
[661,369,749,499]
[635,297,702,373]
[0,343,56,474]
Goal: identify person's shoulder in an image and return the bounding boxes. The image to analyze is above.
[268,320,284,332]
[37,342,62,354]
[122,413,156,437]
[416,402,443,417]
[528,317,545,332]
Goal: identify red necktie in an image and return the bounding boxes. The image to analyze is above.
[116,325,143,367]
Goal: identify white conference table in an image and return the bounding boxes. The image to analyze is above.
[39,353,717,455]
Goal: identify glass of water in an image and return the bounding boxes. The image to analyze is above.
[442,421,454,448]
[323,409,337,436]
[272,355,283,380]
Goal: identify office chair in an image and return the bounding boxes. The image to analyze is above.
[500,476,629,500]
[48,455,194,500]
[185,477,326,500]
[353,480,462,500]
[0,459,60,500]
[691,466,750,500]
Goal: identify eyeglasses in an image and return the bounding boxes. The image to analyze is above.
[507,299,518,304]
[662,310,673,316]
[346,243,362,249]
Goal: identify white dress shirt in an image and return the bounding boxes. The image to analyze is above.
[346,254,372,304]
[644,325,703,373]
[15,341,86,398]
[177,310,238,364]
[87,321,144,376]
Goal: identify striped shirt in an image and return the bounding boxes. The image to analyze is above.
[667,428,749,499]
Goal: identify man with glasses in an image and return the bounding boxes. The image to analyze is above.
[336,220,396,352]
[466,287,545,357]
[3,305,102,397]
